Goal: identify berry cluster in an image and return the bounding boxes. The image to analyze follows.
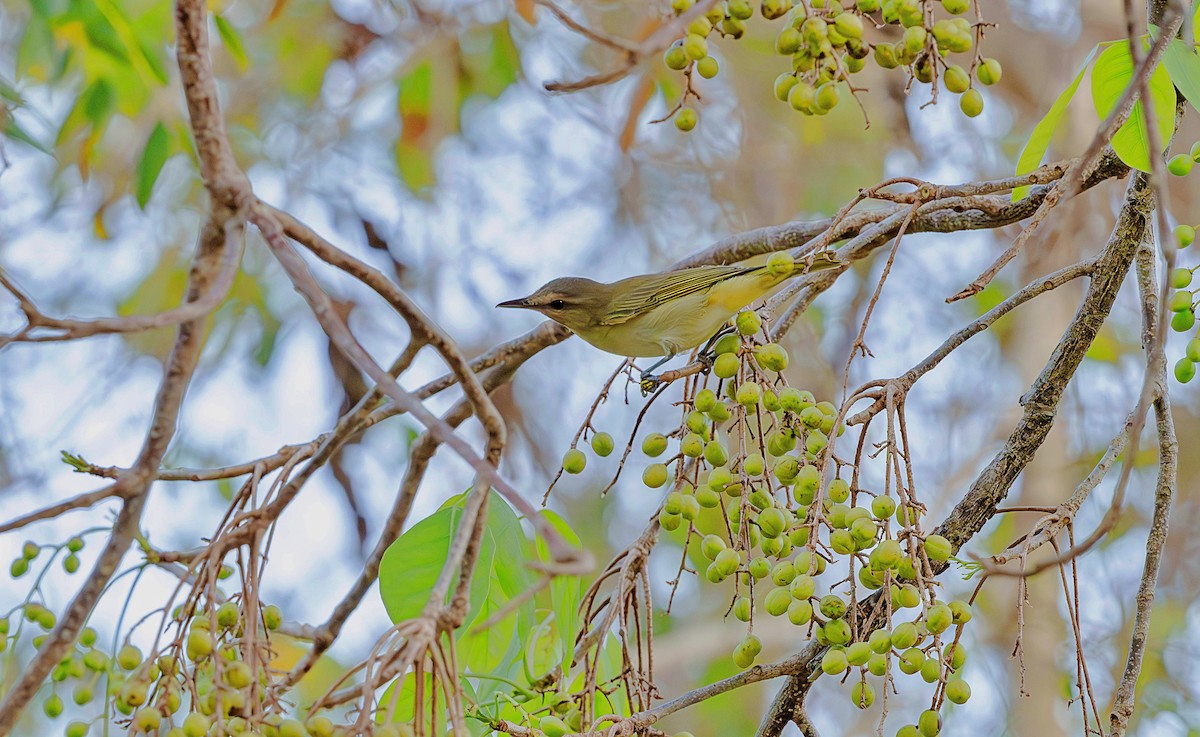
[562,307,974,735]
[661,0,1001,131]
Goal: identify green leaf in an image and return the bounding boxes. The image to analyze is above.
[1091,42,1175,172]
[379,505,459,623]
[536,510,582,675]
[135,122,170,208]
[1012,44,1101,200]
[1164,38,1200,115]
[81,78,115,127]
[214,15,249,72]
[2,117,51,154]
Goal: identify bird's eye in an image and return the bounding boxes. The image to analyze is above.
[549,299,566,310]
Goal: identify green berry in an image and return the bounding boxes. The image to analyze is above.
[675,107,698,132]
[943,65,970,93]
[591,432,615,457]
[960,88,984,117]
[759,507,787,538]
[642,433,668,457]
[891,622,918,649]
[1176,224,1196,247]
[846,641,873,666]
[819,594,847,620]
[736,380,762,406]
[787,599,813,625]
[776,27,803,55]
[733,633,762,667]
[1169,153,1194,176]
[1172,309,1195,332]
[823,617,852,645]
[704,440,729,467]
[1169,290,1194,312]
[815,82,840,112]
[66,537,84,553]
[117,644,142,670]
[66,721,89,737]
[1173,268,1193,289]
[714,548,741,576]
[918,709,941,737]
[821,648,848,675]
[44,693,64,718]
[765,586,793,616]
[949,599,973,624]
[850,680,875,708]
[834,13,864,39]
[562,448,586,474]
[736,310,761,336]
[748,556,771,579]
[539,716,569,737]
[701,532,727,560]
[942,0,969,13]
[643,463,669,488]
[1175,357,1196,383]
[754,343,789,372]
[713,352,740,378]
[946,678,972,704]
[664,44,689,71]
[976,58,1003,86]
[925,603,953,634]
[924,534,952,562]
[697,56,719,79]
[683,34,708,61]
[733,597,752,622]
[10,557,28,578]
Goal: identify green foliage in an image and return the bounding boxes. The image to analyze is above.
[1090,42,1175,172]
[134,121,170,208]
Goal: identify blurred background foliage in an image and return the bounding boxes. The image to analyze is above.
[2,0,1200,735]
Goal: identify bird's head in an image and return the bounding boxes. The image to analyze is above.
[497,277,610,333]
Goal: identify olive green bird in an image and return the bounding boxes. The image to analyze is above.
[497,250,843,381]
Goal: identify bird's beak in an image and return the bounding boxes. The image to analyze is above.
[496,297,531,309]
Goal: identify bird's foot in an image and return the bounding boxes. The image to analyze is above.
[696,351,716,372]
[639,372,662,395]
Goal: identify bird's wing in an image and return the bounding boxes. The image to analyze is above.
[599,265,755,326]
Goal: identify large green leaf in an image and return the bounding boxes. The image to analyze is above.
[135,122,169,208]
[1164,38,1200,115]
[1012,44,1101,200]
[378,504,460,623]
[1091,42,1176,172]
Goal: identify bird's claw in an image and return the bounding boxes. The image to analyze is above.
[697,352,715,371]
[639,373,661,394]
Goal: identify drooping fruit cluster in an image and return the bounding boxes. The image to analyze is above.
[1168,215,1200,384]
[560,308,975,734]
[661,0,1001,131]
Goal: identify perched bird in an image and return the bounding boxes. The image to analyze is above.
[497,250,843,379]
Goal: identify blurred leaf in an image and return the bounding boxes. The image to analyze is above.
[214,14,249,72]
[460,22,521,100]
[135,121,170,208]
[1091,42,1175,172]
[378,672,435,733]
[82,78,114,126]
[536,510,582,675]
[1085,325,1122,362]
[1164,39,1200,116]
[2,117,51,154]
[397,61,436,190]
[1012,45,1100,200]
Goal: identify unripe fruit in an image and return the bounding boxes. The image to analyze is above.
[894,583,922,609]
[1175,357,1195,383]
[759,507,787,538]
[891,621,919,649]
[918,709,941,737]
[946,678,972,704]
[62,553,80,573]
[858,0,881,10]
[733,633,762,668]
[874,43,899,69]
[765,586,793,616]
[186,629,214,660]
[733,596,752,622]
[1173,268,1194,289]
[826,477,850,503]
[696,486,721,507]
[66,721,89,737]
[664,44,689,71]
[944,642,967,670]
[829,529,855,555]
[683,34,708,60]
[897,727,921,737]
[688,16,713,37]
[118,644,143,670]
[307,717,335,737]
[821,648,848,675]
[1176,224,1196,248]
[590,432,615,457]
[1173,307,1196,331]
[949,599,973,624]
[903,25,926,52]
[805,429,827,456]
[713,352,740,378]
[217,602,239,629]
[701,534,727,560]
[761,0,792,20]
[868,628,892,654]
[787,599,813,625]
[671,0,694,12]
[44,693,63,718]
[729,0,754,19]
[643,463,669,488]
[262,605,282,630]
[960,88,984,117]
[679,494,700,520]
[539,716,569,737]
[869,539,904,570]
[562,449,586,474]
[704,440,729,467]
[675,107,698,132]
[789,574,815,600]
[735,310,761,336]
[642,433,668,457]
[846,641,873,666]
[736,381,762,406]
[1170,290,1194,312]
[755,343,789,372]
[976,57,1002,85]
[747,556,771,580]
[898,647,923,674]
[925,603,953,634]
[834,13,864,39]
[697,56,719,79]
[1169,154,1194,176]
[920,656,942,683]
[714,548,741,576]
[942,0,968,12]
[943,65,970,93]
[776,27,803,55]
[924,534,952,562]
[851,680,875,708]
[868,653,887,676]
[815,83,840,112]
[135,708,162,732]
[823,617,852,644]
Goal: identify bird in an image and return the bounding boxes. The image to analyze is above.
[497,250,843,384]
